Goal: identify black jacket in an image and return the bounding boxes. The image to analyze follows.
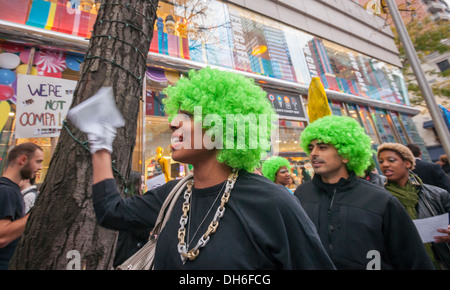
[417,182,450,269]
[413,159,450,193]
[294,172,435,270]
[93,170,336,270]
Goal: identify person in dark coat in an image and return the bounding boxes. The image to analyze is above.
[294,116,435,270]
[438,155,450,176]
[68,68,335,270]
[113,171,149,268]
[406,143,450,193]
[378,143,450,269]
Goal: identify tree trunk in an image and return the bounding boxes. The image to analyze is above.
[9,0,159,270]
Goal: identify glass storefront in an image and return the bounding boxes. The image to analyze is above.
[0,0,426,189]
[0,0,411,103]
[0,41,83,182]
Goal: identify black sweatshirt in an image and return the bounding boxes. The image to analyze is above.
[294,172,435,270]
[93,170,336,270]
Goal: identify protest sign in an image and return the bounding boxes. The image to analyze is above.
[15,74,77,138]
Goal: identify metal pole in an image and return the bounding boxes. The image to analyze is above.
[384,0,450,158]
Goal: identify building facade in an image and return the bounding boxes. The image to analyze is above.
[0,0,429,188]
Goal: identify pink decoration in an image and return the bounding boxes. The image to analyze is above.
[0,84,14,101]
[35,50,67,73]
[0,43,24,53]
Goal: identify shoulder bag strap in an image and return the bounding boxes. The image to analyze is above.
[151,173,193,236]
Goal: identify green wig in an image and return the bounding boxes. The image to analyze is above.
[300,115,373,176]
[162,67,276,172]
[261,156,291,182]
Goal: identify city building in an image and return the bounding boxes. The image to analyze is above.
[423,0,450,21]
[0,0,428,186]
[358,0,450,160]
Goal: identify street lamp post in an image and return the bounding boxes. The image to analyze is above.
[384,0,450,158]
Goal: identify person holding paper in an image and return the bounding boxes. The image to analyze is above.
[378,143,450,270]
[435,226,450,243]
[294,116,434,270]
[67,68,336,270]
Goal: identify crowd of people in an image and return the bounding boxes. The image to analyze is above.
[1,67,449,270]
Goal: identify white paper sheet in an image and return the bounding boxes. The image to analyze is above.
[412,213,449,243]
[146,174,166,191]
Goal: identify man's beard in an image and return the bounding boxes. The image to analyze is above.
[20,162,34,180]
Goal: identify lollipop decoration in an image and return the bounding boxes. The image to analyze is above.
[276,95,283,108]
[291,97,298,110]
[268,93,275,107]
[35,50,67,74]
[284,96,291,109]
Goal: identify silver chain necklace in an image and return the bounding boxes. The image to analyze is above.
[186,181,226,248]
[177,169,239,264]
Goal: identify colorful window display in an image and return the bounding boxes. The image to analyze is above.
[2,0,411,106]
[357,105,381,146]
[16,0,98,38]
[389,111,411,145]
[370,107,397,144]
[328,100,346,116]
[0,1,426,182]
[0,41,83,179]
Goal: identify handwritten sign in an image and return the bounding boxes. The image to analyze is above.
[15,74,77,138]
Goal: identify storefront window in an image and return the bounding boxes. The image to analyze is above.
[5,0,411,107]
[389,111,411,144]
[283,26,312,85]
[399,113,432,161]
[275,119,309,188]
[328,100,346,116]
[0,0,424,189]
[0,105,15,173]
[144,66,190,190]
[357,105,380,146]
[0,41,83,180]
[346,103,364,127]
[2,0,100,38]
[276,120,305,156]
[370,108,397,144]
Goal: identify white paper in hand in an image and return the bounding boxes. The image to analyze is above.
[67,87,125,135]
[412,213,449,243]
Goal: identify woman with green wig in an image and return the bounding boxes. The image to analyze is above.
[294,115,435,269]
[261,156,293,193]
[69,67,335,269]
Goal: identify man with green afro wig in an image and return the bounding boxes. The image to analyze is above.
[72,66,336,270]
[69,66,336,269]
[294,115,435,269]
[299,115,373,176]
[163,66,275,172]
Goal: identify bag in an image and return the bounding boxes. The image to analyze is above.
[116,173,193,270]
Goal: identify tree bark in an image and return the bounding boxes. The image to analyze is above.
[9,0,159,270]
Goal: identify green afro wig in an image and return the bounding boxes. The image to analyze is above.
[162,67,276,172]
[300,115,373,176]
[261,156,291,182]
